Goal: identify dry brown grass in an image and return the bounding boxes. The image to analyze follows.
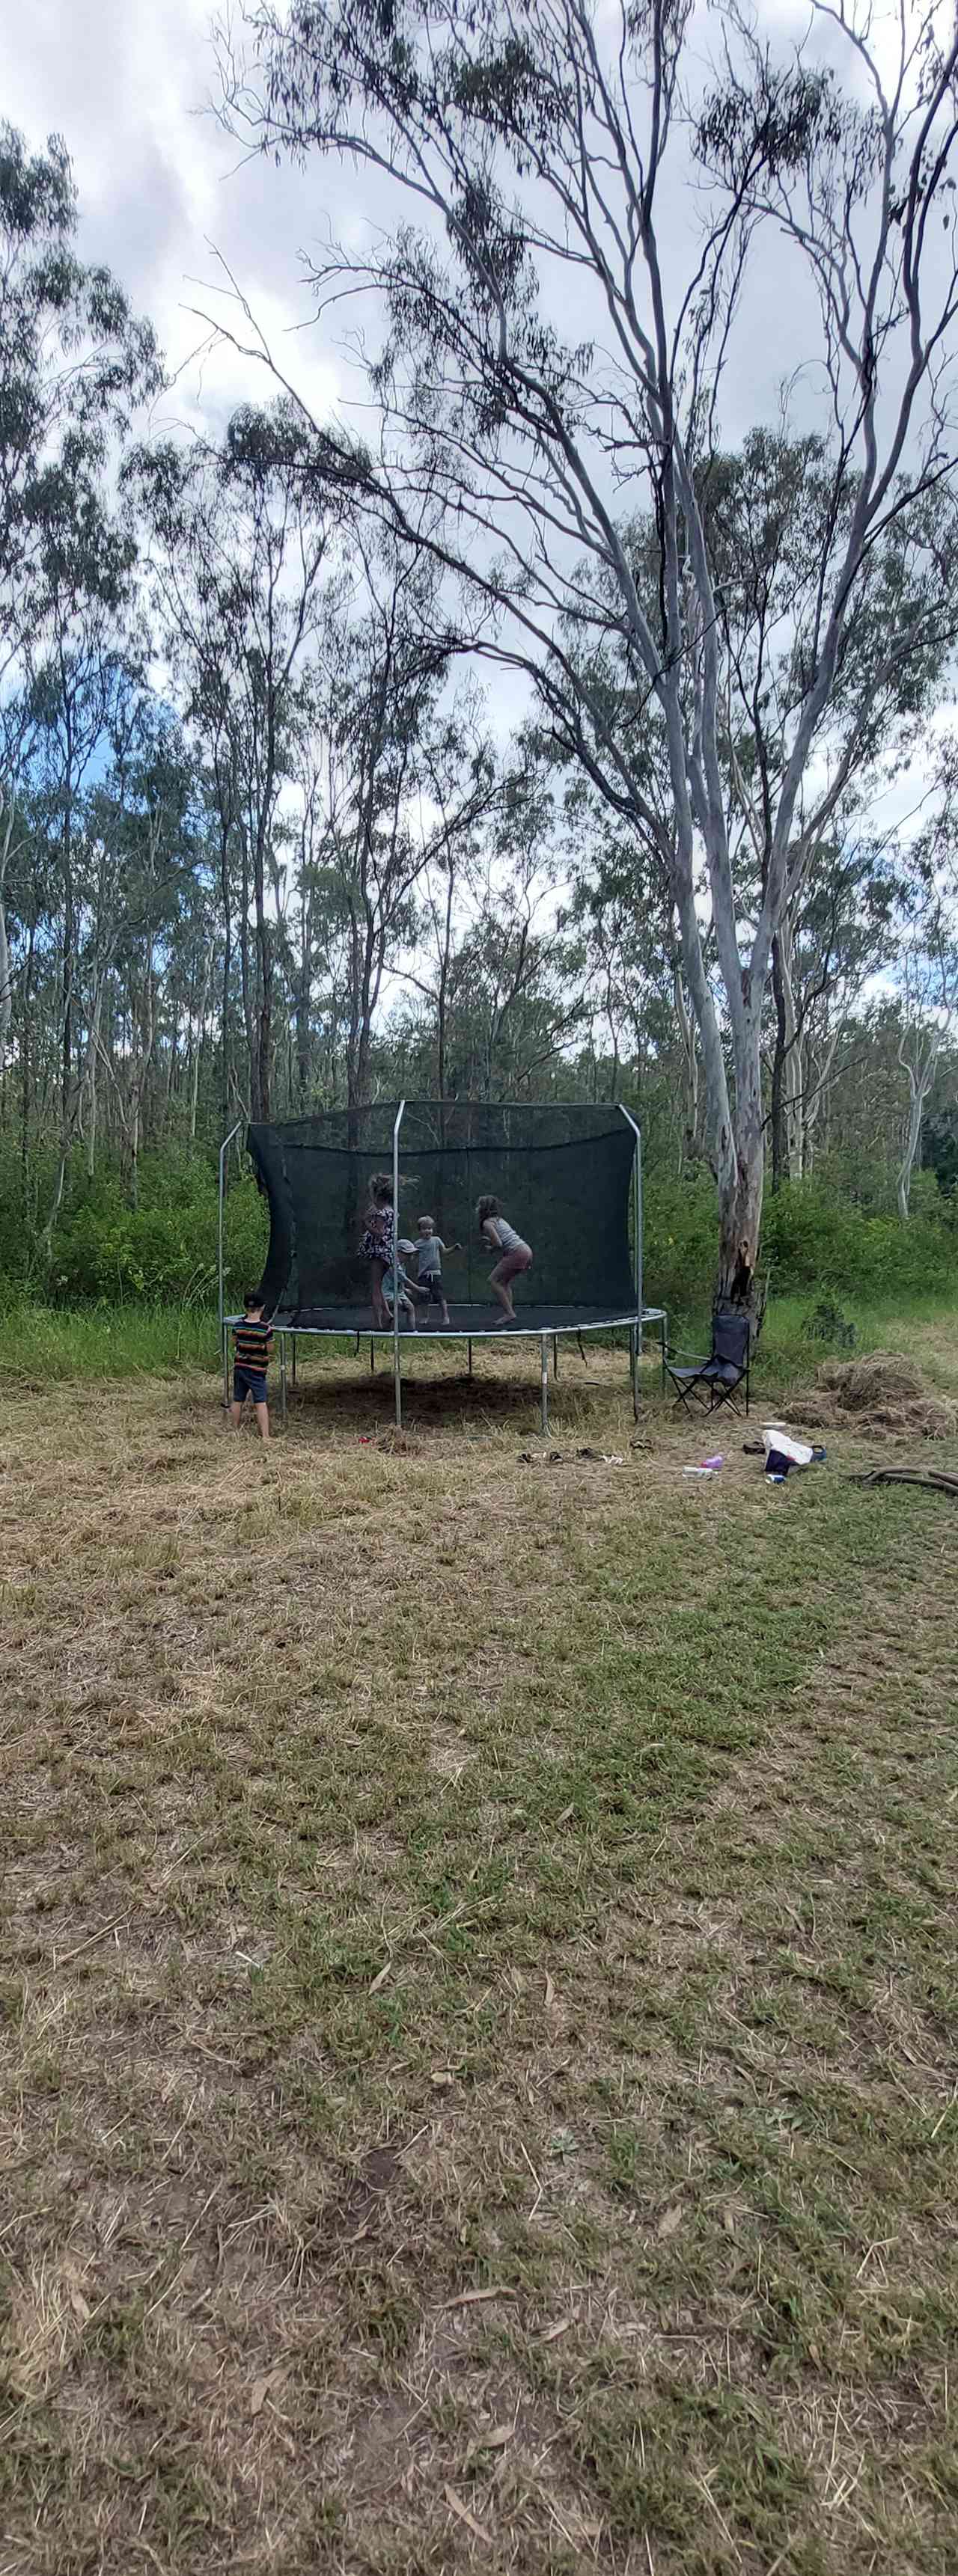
[796,1351,958,1440]
[1,1339,957,2575]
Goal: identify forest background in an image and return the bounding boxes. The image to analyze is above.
[2,0,958,1337]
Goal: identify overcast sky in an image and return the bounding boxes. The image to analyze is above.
[4,0,353,442]
[5,0,951,857]
[5,0,847,453]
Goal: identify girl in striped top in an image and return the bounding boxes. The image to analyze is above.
[476,1196,533,1325]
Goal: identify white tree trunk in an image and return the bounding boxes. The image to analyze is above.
[190,937,213,1142]
[897,1065,931,1220]
[0,890,10,1077]
[0,796,19,1074]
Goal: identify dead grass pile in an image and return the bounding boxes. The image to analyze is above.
[798,1350,957,1439]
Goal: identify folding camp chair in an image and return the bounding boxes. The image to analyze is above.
[664,1307,751,1417]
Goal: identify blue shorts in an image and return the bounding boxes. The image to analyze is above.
[234,1366,268,1405]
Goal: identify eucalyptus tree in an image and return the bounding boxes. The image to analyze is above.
[0,122,159,1169]
[298,527,503,1125]
[132,401,356,1120]
[0,122,159,684]
[893,738,958,1217]
[219,0,958,1305]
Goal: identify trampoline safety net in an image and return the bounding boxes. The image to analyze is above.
[246,1102,638,1320]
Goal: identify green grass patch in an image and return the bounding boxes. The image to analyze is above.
[6,1297,216,1381]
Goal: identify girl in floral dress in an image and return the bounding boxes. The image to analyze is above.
[360,1173,396,1326]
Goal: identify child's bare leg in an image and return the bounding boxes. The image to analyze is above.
[490,1261,516,1319]
[254,1400,269,1442]
[402,1294,418,1333]
[370,1261,386,1324]
[230,1398,244,1429]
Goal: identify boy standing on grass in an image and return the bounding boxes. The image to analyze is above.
[231,1289,273,1440]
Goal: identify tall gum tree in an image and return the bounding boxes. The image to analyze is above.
[0,123,160,1125]
[217,0,958,1303]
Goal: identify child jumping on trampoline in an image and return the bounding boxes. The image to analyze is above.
[476,1196,533,1324]
[415,1214,461,1328]
[231,1288,273,1439]
[382,1240,424,1331]
[360,1172,396,1325]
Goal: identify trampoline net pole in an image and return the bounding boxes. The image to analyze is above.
[636,1128,644,1354]
[617,1104,643,1354]
[218,1119,241,1407]
[393,1100,405,1428]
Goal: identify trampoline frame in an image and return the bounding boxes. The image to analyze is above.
[218,1099,666,1431]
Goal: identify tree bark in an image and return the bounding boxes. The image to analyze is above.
[716,1027,765,1318]
[237,823,256,1119]
[20,914,35,1214]
[0,795,15,1077]
[0,887,10,1083]
[769,933,790,1193]
[191,936,213,1142]
[897,1072,927,1220]
[671,958,699,1163]
[253,824,272,1122]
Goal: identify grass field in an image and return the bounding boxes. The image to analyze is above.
[7,1283,958,1392]
[1,1316,957,2575]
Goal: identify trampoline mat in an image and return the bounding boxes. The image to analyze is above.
[266,1303,651,1337]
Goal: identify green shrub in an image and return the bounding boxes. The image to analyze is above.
[804,1297,856,1348]
[643,1172,957,1321]
[642,1173,716,1317]
[0,1149,268,1306]
[0,1142,954,1326]
[763,1180,956,1302]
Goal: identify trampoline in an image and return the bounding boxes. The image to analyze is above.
[219,1099,667,1431]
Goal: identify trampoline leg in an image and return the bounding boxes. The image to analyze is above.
[394,1332,403,1430]
[370,1337,375,1375]
[468,1337,473,1381]
[661,1311,668,1391]
[629,1323,638,1422]
[291,1336,297,1392]
[552,1334,559,1380]
[354,1330,360,1358]
[280,1335,287,1431]
[540,1335,549,1437]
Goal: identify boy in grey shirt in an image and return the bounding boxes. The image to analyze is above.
[415,1215,460,1327]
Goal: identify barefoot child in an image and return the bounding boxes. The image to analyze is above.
[231,1288,273,1440]
[415,1214,461,1327]
[360,1173,396,1325]
[382,1240,424,1332]
[476,1196,533,1324]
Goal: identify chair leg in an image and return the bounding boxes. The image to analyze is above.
[671,1386,699,1419]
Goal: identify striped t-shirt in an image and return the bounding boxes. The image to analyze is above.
[233,1316,273,1374]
